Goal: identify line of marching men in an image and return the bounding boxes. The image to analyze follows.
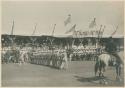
[29,50,68,69]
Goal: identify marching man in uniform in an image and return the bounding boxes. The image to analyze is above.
[60,51,68,70]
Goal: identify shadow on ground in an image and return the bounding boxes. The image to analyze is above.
[74,76,108,84]
[74,75,124,87]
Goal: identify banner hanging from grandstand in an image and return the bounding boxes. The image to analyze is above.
[73,29,104,37]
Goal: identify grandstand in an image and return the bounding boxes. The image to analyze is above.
[1,34,124,49]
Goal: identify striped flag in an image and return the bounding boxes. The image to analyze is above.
[111,26,118,36]
[65,24,76,34]
[64,14,71,26]
[11,20,14,35]
[89,18,96,28]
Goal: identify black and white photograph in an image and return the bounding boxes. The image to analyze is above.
[1,0,124,87]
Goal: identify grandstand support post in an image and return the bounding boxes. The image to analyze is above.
[66,38,70,50]
[79,38,83,47]
[71,39,75,48]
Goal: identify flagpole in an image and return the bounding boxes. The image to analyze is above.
[52,24,56,36]
[100,25,105,41]
[98,25,102,42]
[64,14,71,50]
[11,20,14,35]
[110,25,118,37]
[10,20,15,49]
[50,24,56,52]
[30,23,37,48]
[32,23,37,36]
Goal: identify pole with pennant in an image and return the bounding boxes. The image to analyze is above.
[30,23,37,47]
[11,20,14,35]
[50,24,56,50]
[110,25,118,37]
[52,24,56,36]
[10,20,16,49]
[32,23,37,36]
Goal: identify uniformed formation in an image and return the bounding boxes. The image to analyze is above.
[29,50,68,69]
[1,47,68,69]
[1,44,105,70]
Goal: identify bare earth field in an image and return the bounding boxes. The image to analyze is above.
[2,60,124,87]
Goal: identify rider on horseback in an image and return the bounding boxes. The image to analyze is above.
[105,37,122,80]
[105,37,122,64]
[105,37,117,54]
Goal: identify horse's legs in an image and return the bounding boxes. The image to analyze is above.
[116,65,119,79]
[99,66,104,77]
[99,67,101,77]
[118,66,122,81]
[116,65,122,81]
[119,66,121,76]
[95,63,98,76]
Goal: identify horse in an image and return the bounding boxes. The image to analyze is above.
[94,52,123,81]
[95,53,110,77]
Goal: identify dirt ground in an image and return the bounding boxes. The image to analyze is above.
[2,60,124,87]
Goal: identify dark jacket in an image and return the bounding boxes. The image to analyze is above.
[105,39,117,53]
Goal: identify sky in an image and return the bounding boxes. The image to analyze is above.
[2,1,124,37]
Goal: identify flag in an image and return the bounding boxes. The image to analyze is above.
[11,20,14,35]
[89,18,96,28]
[111,26,118,36]
[64,14,71,26]
[32,24,37,36]
[65,24,76,34]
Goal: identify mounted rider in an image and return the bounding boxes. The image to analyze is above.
[105,37,123,80]
[105,37,121,63]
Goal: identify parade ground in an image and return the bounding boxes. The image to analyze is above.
[1,1,124,87]
[2,60,124,87]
